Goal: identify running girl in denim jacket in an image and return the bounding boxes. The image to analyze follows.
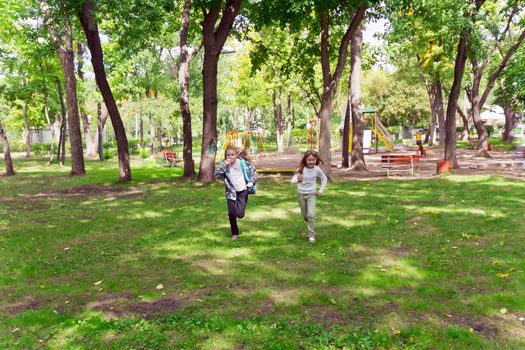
[214,146,257,240]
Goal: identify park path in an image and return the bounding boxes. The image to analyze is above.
[252,145,525,180]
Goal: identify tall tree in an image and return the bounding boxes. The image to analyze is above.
[41,2,86,175]
[350,26,366,170]
[197,0,243,183]
[178,0,198,178]
[78,0,131,181]
[445,0,486,169]
[467,0,525,155]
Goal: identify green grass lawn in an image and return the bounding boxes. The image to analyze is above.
[0,159,524,349]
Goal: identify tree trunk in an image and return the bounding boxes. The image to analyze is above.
[77,41,95,157]
[198,0,242,183]
[22,101,31,158]
[350,27,366,170]
[456,105,470,141]
[502,106,515,141]
[95,101,108,161]
[56,20,85,175]
[41,67,55,164]
[318,7,366,178]
[0,121,15,176]
[426,81,437,146]
[445,28,471,168]
[273,89,284,152]
[285,92,293,149]
[470,63,490,157]
[55,76,67,165]
[341,100,350,168]
[78,0,131,181]
[433,80,446,146]
[179,0,195,177]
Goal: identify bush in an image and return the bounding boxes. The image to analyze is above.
[31,142,51,157]
[290,128,309,145]
[127,138,140,155]
[139,147,150,159]
[103,149,114,160]
[485,125,494,136]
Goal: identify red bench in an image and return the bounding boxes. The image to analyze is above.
[161,149,182,167]
[381,154,420,176]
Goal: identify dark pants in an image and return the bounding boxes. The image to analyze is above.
[227,189,249,236]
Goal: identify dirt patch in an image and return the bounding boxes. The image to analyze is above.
[443,313,500,338]
[87,291,204,318]
[9,185,145,201]
[1,295,42,315]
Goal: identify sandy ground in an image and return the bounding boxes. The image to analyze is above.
[252,145,525,180]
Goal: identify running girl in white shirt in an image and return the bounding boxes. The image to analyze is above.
[290,150,327,243]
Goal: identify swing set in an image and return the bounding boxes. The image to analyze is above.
[222,130,268,159]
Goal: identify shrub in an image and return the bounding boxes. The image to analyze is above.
[103,149,114,160]
[127,138,140,155]
[139,147,150,159]
[31,142,51,157]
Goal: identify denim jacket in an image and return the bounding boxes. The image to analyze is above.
[214,157,257,200]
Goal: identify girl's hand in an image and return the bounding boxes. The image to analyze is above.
[315,191,321,196]
[297,174,304,182]
[224,158,233,166]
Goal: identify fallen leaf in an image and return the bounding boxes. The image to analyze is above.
[518,317,524,321]
[500,308,507,314]
[93,280,103,286]
[497,273,509,279]
[64,247,70,251]
[468,327,474,333]
[11,328,19,333]
[330,298,337,305]
[98,288,103,292]
[64,300,70,304]
[156,284,164,290]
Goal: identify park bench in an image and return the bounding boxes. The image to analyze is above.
[161,149,182,167]
[467,137,492,151]
[381,154,420,176]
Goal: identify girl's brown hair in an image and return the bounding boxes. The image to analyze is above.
[298,150,322,173]
[224,145,252,163]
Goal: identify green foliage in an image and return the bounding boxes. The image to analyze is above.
[103,148,114,160]
[139,147,150,159]
[30,142,51,157]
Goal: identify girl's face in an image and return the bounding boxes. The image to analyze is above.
[226,149,237,162]
[305,155,317,168]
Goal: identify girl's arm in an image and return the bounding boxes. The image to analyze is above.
[214,160,228,179]
[290,173,299,184]
[317,167,328,193]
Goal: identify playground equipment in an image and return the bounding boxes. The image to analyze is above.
[243,131,268,159]
[415,131,427,157]
[347,106,394,154]
[306,119,318,150]
[222,130,268,159]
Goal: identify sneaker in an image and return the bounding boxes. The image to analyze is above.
[308,236,316,243]
[231,235,238,241]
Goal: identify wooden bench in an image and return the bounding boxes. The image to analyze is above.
[161,149,182,167]
[381,154,420,176]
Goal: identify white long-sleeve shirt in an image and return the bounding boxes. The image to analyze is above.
[290,166,327,194]
[228,159,247,192]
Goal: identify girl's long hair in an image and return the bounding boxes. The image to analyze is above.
[298,150,322,173]
[224,145,252,163]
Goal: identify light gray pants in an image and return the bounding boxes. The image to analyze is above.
[297,193,316,237]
